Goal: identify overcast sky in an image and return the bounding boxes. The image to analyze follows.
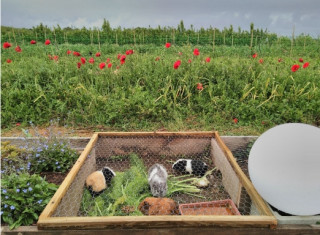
[1,0,320,37]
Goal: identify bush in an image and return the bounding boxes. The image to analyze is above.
[1,173,58,229]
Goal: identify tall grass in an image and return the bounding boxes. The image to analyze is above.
[1,43,319,133]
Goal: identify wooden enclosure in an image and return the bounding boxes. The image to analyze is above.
[37,131,277,230]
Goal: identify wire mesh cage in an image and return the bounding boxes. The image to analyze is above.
[37,132,276,229]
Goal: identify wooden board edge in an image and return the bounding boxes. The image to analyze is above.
[95,131,215,137]
[37,215,276,229]
[38,133,99,220]
[214,132,275,218]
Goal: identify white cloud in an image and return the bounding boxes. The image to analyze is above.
[269,13,293,25]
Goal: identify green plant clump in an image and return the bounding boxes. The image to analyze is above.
[81,154,151,216]
[1,173,58,229]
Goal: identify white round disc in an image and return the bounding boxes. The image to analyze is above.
[248,123,320,215]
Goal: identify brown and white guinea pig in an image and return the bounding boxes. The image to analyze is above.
[148,164,168,197]
[85,167,116,197]
[172,159,208,177]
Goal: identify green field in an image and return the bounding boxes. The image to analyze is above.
[1,43,319,134]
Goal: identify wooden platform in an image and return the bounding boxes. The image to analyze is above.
[2,224,320,235]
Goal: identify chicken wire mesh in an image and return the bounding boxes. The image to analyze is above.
[51,134,264,218]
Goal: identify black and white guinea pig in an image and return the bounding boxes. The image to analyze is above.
[85,167,116,197]
[148,163,168,197]
[172,159,208,177]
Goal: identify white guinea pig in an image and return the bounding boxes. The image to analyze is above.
[148,164,168,197]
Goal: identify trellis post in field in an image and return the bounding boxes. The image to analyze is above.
[231,33,234,47]
[115,33,118,45]
[303,34,306,52]
[172,29,175,44]
[53,26,57,46]
[133,29,136,47]
[90,30,93,46]
[212,29,216,52]
[197,32,200,44]
[290,25,295,57]
[223,32,226,45]
[12,28,17,46]
[250,27,253,49]
[64,32,68,44]
[35,32,38,47]
[97,30,101,51]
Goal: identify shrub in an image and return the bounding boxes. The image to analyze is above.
[1,173,58,229]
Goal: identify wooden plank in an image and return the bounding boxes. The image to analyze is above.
[38,134,99,220]
[214,132,275,218]
[2,225,320,235]
[211,139,242,207]
[37,216,276,229]
[96,131,215,137]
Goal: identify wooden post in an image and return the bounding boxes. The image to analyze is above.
[197,32,200,44]
[232,33,234,47]
[303,34,306,52]
[53,26,57,46]
[90,30,93,46]
[223,32,226,45]
[97,29,101,51]
[133,29,136,46]
[250,29,253,49]
[115,33,118,45]
[290,25,295,57]
[143,31,145,44]
[12,28,17,46]
[213,29,215,52]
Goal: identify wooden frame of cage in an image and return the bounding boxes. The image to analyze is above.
[37,131,277,229]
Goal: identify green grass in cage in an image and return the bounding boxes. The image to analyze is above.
[80,153,208,216]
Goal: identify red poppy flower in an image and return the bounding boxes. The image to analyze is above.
[120,55,126,64]
[73,51,81,56]
[299,58,303,63]
[259,59,264,64]
[67,50,71,55]
[81,57,86,64]
[30,40,36,44]
[291,64,300,72]
[173,60,181,69]
[3,42,11,49]
[188,59,192,63]
[16,122,21,126]
[252,53,258,58]
[45,39,51,45]
[53,55,59,61]
[197,83,203,90]
[95,52,101,57]
[205,57,211,63]
[278,58,282,62]
[108,63,112,68]
[303,62,309,68]
[155,57,160,61]
[77,62,81,69]
[15,46,22,53]
[117,54,121,59]
[126,49,133,55]
[88,57,94,64]
[7,59,12,63]
[165,42,171,48]
[233,118,238,124]
[193,48,200,56]
[106,58,110,63]
[99,62,106,69]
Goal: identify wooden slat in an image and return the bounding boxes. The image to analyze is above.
[96,131,215,137]
[38,133,99,220]
[37,216,276,229]
[214,132,275,218]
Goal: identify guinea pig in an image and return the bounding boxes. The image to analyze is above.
[85,167,116,197]
[148,164,168,198]
[172,159,208,177]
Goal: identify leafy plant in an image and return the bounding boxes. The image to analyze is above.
[1,141,29,175]
[1,173,58,229]
[29,139,78,173]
